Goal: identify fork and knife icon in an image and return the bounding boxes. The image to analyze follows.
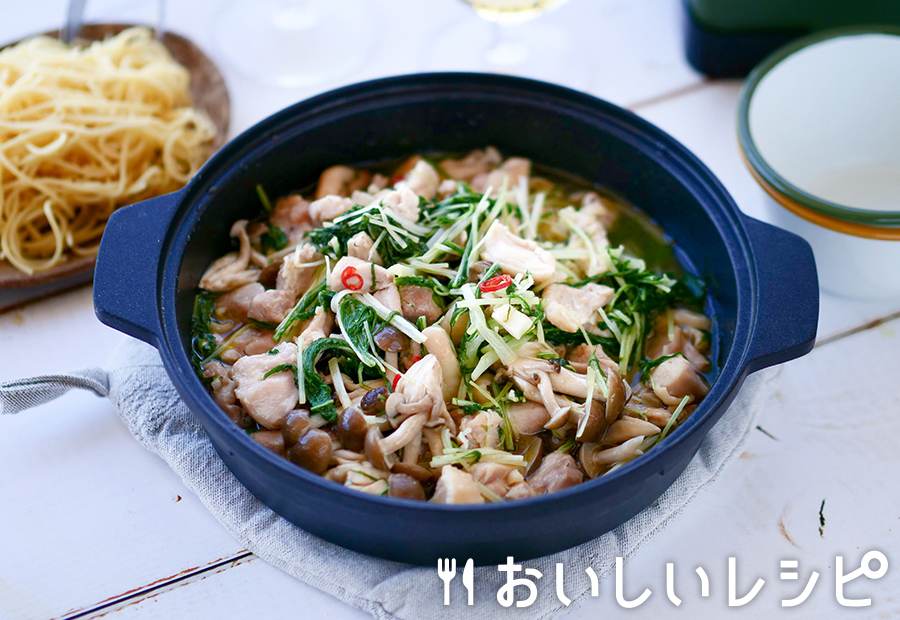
[437,558,475,605]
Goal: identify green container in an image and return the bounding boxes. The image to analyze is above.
[683,0,900,76]
[691,0,900,31]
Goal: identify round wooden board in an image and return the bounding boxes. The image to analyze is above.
[0,24,230,308]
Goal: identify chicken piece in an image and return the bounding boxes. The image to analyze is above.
[327,256,392,293]
[296,307,334,349]
[480,221,558,284]
[309,194,355,224]
[505,481,538,500]
[507,402,551,435]
[580,192,617,233]
[373,283,403,315]
[395,159,440,200]
[431,466,484,504]
[528,452,584,495]
[458,410,503,449]
[673,308,712,331]
[559,194,616,277]
[232,343,299,430]
[645,319,711,373]
[199,221,259,292]
[566,343,613,373]
[278,244,323,298]
[541,283,614,334]
[315,165,371,199]
[221,328,278,364]
[473,157,530,201]
[202,361,242,423]
[215,282,264,321]
[470,462,524,498]
[380,186,421,222]
[440,147,502,182]
[247,289,294,324]
[400,285,443,325]
[649,355,709,406]
[270,194,314,244]
[385,354,451,429]
[347,231,383,265]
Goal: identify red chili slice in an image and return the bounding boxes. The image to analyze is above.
[479,274,513,293]
[410,356,422,365]
[341,265,364,291]
[391,373,402,391]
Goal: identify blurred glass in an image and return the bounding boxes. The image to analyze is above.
[211,0,375,88]
[427,0,588,88]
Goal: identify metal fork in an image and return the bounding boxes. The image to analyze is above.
[63,0,167,43]
[437,558,457,605]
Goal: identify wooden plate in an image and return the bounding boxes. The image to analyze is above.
[0,24,230,311]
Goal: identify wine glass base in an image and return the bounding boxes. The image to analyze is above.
[212,0,375,89]
[425,18,590,90]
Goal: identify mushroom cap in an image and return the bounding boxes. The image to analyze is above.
[387,473,427,501]
[575,398,606,444]
[605,367,627,424]
[287,429,333,474]
[337,406,368,451]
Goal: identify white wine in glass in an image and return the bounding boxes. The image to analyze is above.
[461,0,570,24]
[427,0,587,88]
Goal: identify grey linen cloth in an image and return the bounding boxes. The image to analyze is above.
[1,337,779,620]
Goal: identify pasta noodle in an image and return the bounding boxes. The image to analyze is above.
[0,27,217,275]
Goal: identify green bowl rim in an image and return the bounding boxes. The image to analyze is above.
[737,25,900,227]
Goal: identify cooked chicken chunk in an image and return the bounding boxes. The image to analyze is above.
[541,282,614,334]
[528,452,584,494]
[232,343,299,430]
[650,355,709,406]
[315,165,371,199]
[431,466,484,504]
[309,194,355,224]
[395,159,440,200]
[202,361,242,423]
[440,147,502,181]
[480,221,558,284]
[328,256,392,292]
[216,282,264,321]
[381,186,421,222]
[458,410,503,449]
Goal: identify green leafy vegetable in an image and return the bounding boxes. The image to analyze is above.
[263,363,299,386]
[191,291,218,368]
[260,223,288,255]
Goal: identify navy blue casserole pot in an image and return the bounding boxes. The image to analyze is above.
[93,73,818,565]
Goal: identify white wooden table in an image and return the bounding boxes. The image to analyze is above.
[2,1,899,618]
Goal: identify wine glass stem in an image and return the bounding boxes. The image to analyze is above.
[486,22,529,67]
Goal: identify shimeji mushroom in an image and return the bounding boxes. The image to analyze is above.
[421,325,461,399]
[580,436,646,478]
[364,413,428,471]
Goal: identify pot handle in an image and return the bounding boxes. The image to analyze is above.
[93,190,184,346]
[742,215,819,373]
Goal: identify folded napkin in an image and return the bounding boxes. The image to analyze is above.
[1,337,779,620]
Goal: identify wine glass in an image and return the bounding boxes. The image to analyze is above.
[211,0,375,89]
[426,0,589,89]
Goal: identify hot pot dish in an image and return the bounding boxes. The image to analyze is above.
[192,148,712,503]
[94,73,817,563]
